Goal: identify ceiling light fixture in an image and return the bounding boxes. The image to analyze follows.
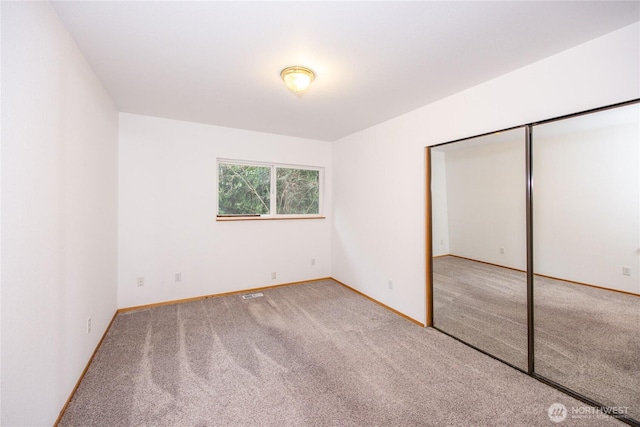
[280,66,315,95]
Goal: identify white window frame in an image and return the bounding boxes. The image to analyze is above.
[216,158,325,221]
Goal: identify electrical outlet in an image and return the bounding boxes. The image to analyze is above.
[622,266,631,276]
[499,247,505,254]
[271,272,277,280]
[137,277,144,287]
[311,258,316,266]
[87,317,91,334]
[175,273,182,282]
[388,280,393,290]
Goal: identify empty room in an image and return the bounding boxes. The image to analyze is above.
[2,1,639,426]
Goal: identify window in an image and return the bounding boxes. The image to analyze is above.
[217,159,323,219]
[218,163,271,215]
[276,167,319,214]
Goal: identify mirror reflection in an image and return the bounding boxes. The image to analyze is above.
[532,103,640,421]
[431,127,528,370]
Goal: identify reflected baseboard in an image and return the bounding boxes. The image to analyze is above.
[441,254,639,297]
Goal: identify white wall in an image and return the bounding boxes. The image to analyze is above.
[0,1,4,421]
[441,131,527,270]
[118,114,332,309]
[533,106,640,294]
[1,2,119,426]
[332,22,640,324]
[430,151,449,257]
[432,108,640,295]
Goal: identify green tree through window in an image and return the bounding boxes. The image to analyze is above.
[218,164,270,215]
[218,161,321,217]
[277,168,319,214]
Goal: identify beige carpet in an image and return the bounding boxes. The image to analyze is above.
[60,279,623,426]
[433,255,640,423]
[433,256,529,370]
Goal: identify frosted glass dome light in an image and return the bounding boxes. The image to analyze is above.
[281,66,315,95]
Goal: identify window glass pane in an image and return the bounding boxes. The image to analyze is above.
[218,163,271,215]
[276,168,319,215]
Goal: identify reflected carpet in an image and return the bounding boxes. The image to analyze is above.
[433,255,640,422]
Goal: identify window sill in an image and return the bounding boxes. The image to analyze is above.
[217,215,326,222]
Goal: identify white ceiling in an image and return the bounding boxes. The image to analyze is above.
[51,1,640,142]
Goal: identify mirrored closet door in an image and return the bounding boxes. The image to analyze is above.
[430,127,528,371]
[532,102,640,422]
[428,99,640,425]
